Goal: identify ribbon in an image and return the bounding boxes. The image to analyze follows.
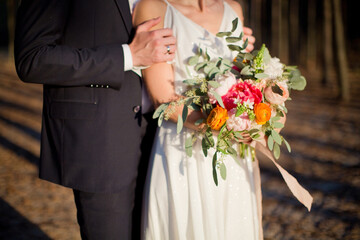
[252,140,313,211]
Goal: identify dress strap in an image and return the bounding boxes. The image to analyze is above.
[162,0,170,5]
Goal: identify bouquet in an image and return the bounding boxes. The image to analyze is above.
[153,18,307,186]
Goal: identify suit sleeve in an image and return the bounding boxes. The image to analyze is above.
[14,0,126,88]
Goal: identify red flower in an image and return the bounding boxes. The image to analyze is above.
[222,80,262,110]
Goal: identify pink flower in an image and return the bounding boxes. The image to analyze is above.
[264,81,289,105]
[226,109,252,131]
[208,72,237,104]
[254,79,267,91]
[222,80,262,110]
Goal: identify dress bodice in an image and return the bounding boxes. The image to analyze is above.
[163,0,243,94]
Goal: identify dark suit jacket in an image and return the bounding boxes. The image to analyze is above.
[15,0,143,193]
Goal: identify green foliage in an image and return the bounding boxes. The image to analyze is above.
[185,136,193,157]
[212,153,218,186]
[219,162,227,180]
[177,115,183,134]
[231,18,238,32]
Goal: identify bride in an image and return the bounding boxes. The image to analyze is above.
[133,0,262,239]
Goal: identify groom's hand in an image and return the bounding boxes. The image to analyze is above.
[129,17,176,67]
[243,27,256,52]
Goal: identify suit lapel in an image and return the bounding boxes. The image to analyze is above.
[114,0,132,35]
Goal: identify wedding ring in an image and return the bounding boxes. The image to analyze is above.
[166,45,170,54]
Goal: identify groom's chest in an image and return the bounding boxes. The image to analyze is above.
[63,0,133,47]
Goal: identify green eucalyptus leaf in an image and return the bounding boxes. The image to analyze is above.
[244,53,254,60]
[212,153,218,186]
[195,62,207,71]
[183,79,198,85]
[273,143,281,159]
[271,130,282,145]
[231,18,238,32]
[252,133,260,139]
[185,136,193,157]
[228,44,243,52]
[242,38,249,50]
[208,67,220,79]
[222,59,232,66]
[248,129,260,135]
[226,37,242,43]
[273,122,284,129]
[205,49,210,61]
[177,115,183,133]
[240,65,252,76]
[210,90,225,108]
[202,137,208,157]
[220,162,227,180]
[157,113,164,127]
[216,31,232,37]
[283,138,291,153]
[255,73,269,79]
[272,116,281,122]
[203,62,215,74]
[153,103,168,119]
[188,55,199,66]
[182,105,188,125]
[283,106,288,114]
[290,76,307,90]
[239,32,244,39]
[268,135,274,151]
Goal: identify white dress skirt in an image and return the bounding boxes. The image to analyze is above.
[142,1,261,239]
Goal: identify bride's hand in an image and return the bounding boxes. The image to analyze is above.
[236,133,253,145]
[243,26,256,52]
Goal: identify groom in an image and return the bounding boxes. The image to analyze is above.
[14,0,175,239]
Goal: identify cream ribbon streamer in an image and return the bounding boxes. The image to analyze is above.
[252,140,313,211]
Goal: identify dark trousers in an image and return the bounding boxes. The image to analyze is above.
[73,184,136,240]
[132,112,157,239]
[73,112,157,240]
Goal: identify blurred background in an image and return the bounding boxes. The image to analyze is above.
[0,0,359,239]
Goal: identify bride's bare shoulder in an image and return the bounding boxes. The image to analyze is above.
[224,0,244,22]
[133,0,168,27]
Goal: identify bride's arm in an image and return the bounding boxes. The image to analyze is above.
[133,0,205,131]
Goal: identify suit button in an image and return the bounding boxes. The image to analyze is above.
[90,84,94,88]
[133,105,141,113]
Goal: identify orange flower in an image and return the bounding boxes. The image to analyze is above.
[254,103,271,125]
[207,106,228,130]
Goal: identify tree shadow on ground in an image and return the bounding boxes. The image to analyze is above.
[0,198,51,240]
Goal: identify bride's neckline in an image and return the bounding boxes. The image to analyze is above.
[165,0,228,36]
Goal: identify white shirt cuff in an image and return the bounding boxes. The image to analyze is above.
[122,44,133,71]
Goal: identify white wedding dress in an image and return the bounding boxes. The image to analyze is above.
[142,1,261,239]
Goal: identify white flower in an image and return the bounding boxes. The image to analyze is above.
[208,72,237,104]
[264,57,283,79]
[243,99,254,110]
[226,109,252,132]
